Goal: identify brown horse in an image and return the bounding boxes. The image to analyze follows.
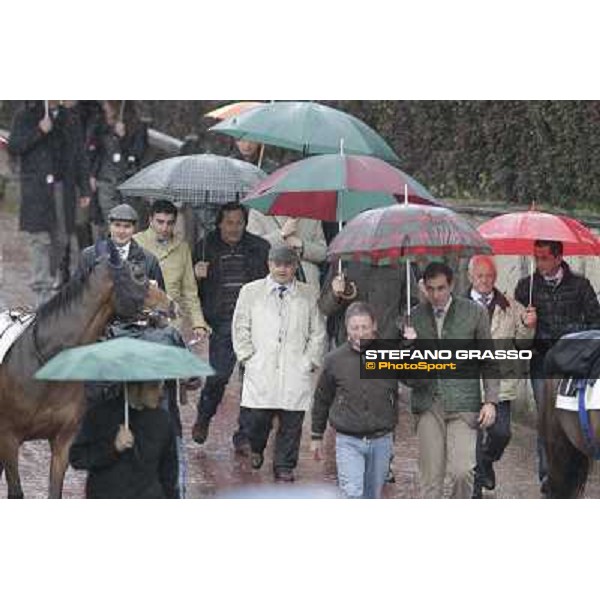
[541,379,600,498]
[0,244,173,498]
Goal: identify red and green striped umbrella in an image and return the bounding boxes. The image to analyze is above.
[242,153,440,222]
[327,204,492,266]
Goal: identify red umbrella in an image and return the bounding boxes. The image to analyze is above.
[477,210,600,256]
[477,209,600,304]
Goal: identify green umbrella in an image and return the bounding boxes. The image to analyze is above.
[35,337,214,381]
[35,337,214,428]
[210,101,401,164]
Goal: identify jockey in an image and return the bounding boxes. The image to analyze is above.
[77,203,165,291]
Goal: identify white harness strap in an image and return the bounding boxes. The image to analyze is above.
[0,310,36,363]
[556,377,600,411]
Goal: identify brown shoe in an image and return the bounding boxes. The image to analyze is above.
[191,420,209,444]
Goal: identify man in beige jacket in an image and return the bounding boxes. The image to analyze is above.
[135,200,210,340]
[232,244,326,482]
[246,210,327,292]
[467,255,536,498]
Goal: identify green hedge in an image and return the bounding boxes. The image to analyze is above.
[3,101,600,210]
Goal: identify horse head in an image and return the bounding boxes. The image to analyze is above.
[95,239,176,321]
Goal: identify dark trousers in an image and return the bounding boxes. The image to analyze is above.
[530,354,549,482]
[196,320,237,423]
[475,400,511,474]
[196,319,251,447]
[247,409,305,472]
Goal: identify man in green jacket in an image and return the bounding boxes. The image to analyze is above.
[403,262,499,499]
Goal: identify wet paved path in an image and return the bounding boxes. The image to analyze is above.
[2,208,600,499]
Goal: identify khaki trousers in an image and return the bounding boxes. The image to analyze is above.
[416,399,478,499]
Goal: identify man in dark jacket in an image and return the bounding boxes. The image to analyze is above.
[514,239,600,490]
[69,381,178,499]
[8,101,91,306]
[87,101,147,233]
[77,203,165,290]
[311,301,398,498]
[191,201,270,451]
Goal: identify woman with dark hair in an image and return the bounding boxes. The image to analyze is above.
[87,100,147,233]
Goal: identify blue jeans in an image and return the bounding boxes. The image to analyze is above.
[335,433,394,499]
[530,355,549,482]
[176,436,187,499]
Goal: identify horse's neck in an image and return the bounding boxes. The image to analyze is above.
[35,267,114,359]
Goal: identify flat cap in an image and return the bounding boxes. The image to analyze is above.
[108,203,139,223]
[268,243,300,264]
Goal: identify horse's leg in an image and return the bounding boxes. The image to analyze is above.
[48,433,77,499]
[541,382,590,498]
[0,439,24,499]
[545,419,590,498]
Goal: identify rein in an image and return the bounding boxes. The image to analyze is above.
[32,317,68,367]
[32,318,49,365]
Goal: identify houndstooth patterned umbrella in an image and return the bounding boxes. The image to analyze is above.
[118,153,266,206]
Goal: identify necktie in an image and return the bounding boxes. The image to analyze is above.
[434,308,445,319]
[118,247,128,261]
[478,293,492,307]
[278,285,287,299]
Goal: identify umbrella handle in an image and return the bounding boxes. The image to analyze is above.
[44,100,49,119]
[258,144,265,169]
[529,255,534,306]
[337,221,343,275]
[406,258,411,322]
[124,383,129,429]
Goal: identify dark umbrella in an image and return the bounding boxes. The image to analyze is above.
[327,203,492,320]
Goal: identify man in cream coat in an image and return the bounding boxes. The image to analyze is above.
[232,244,326,482]
[467,255,536,498]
